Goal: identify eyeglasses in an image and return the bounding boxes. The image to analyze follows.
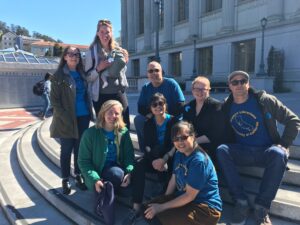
[148,69,160,74]
[192,87,210,92]
[66,52,80,58]
[173,135,190,142]
[230,79,248,86]
[151,101,164,108]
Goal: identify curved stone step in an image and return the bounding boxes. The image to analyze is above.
[18,122,141,225]
[0,124,73,225]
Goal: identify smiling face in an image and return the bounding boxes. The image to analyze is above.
[104,105,122,129]
[150,99,166,116]
[172,125,195,156]
[192,81,210,103]
[147,62,163,87]
[97,24,112,49]
[63,47,80,70]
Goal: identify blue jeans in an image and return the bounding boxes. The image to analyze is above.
[60,115,90,178]
[134,114,146,152]
[42,93,51,117]
[216,143,288,209]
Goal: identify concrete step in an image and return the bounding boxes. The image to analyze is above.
[0,207,10,225]
[18,122,146,225]
[0,124,73,225]
[218,173,300,222]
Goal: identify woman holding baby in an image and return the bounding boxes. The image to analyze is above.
[85,19,130,128]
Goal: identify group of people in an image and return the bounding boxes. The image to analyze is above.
[47,18,300,225]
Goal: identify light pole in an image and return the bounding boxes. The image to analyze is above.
[192,34,198,78]
[154,0,161,62]
[257,17,268,76]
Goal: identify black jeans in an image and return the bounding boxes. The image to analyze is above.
[131,157,171,204]
[60,115,90,178]
[93,91,130,129]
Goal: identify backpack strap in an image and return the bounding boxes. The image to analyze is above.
[86,46,96,74]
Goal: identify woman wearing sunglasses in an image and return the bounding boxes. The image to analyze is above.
[182,76,224,163]
[85,19,130,128]
[122,93,178,225]
[144,121,222,225]
[50,46,93,195]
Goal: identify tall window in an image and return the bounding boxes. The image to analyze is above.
[170,52,182,77]
[198,47,213,76]
[138,0,144,34]
[233,39,256,73]
[132,59,140,77]
[205,0,222,13]
[177,0,189,22]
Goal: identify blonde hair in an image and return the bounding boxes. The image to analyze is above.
[192,76,211,89]
[96,100,126,130]
[90,19,116,50]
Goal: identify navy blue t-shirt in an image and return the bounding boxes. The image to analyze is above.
[173,150,222,211]
[230,95,272,147]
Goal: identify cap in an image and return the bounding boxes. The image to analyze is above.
[228,71,249,82]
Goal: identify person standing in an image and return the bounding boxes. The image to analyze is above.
[39,72,53,120]
[50,46,93,195]
[216,70,300,225]
[134,61,185,152]
[85,19,130,128]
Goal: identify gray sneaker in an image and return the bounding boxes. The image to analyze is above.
[254,205,272,225]
[231,199,250,225]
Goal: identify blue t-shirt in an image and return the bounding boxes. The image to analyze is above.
[173,150,222,212]
[70,71,89,117]
[230,95,272,147]
[156,114,171,145]
[103,129,117,167]
[138,78,185,116]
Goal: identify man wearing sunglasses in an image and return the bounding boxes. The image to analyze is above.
[134,61,185,152]
[216,70,300,225]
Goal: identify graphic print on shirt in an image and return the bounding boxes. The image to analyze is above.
[174,163,188,192]
[230,110,258,137]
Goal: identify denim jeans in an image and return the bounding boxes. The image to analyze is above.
[42,93,51,117]
[134,114,146,152]
[60,115,90,178]
[216,143,288,209]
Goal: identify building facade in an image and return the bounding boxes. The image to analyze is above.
[121,0,300,91]
[1,31,17,49]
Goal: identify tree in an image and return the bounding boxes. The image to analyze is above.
[32,31,56,42]
[15,25,30,36]
[45,48,52,57]
[53,43,63,57]
[0,21,9,33]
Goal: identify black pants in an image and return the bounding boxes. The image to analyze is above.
[131,157,171,204]
[93,91,130,129]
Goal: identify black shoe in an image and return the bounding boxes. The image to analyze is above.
[62,178,71,195]
[75,174,87,190]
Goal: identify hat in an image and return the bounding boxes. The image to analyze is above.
[228,71,249,82]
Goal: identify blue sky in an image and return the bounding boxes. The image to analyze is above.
[0,0,121,46]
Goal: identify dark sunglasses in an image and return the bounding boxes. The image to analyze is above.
[230,79,248,86]
[151,101,164,108]
[173,135,190,142]
[148,69,160,74]
[66,52,80,58]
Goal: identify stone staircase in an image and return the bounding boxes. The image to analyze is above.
[0,118,299,225]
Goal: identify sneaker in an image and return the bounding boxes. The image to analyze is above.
[75,174,87,191]
[122,209,140,225]
[254,205,272,225]
[62,178,71,195]
[231,199,250,225]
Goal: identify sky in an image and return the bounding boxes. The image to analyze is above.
[0,0,121,46]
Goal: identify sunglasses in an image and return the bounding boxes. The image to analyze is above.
[151,101,164,108]
[98,19,112,26]
[192,87,210,92]
[148,69,160,74]
[230,79,248,86]
[66,52,80,58]
[173,135,190,142]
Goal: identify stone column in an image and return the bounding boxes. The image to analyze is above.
[162,0,173,46]
[220,0,234,33]
[127,0,135,52]
[188,0,199,39]
[267,0,284,22]
[144,0,152,50]
[121,0,128,48]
